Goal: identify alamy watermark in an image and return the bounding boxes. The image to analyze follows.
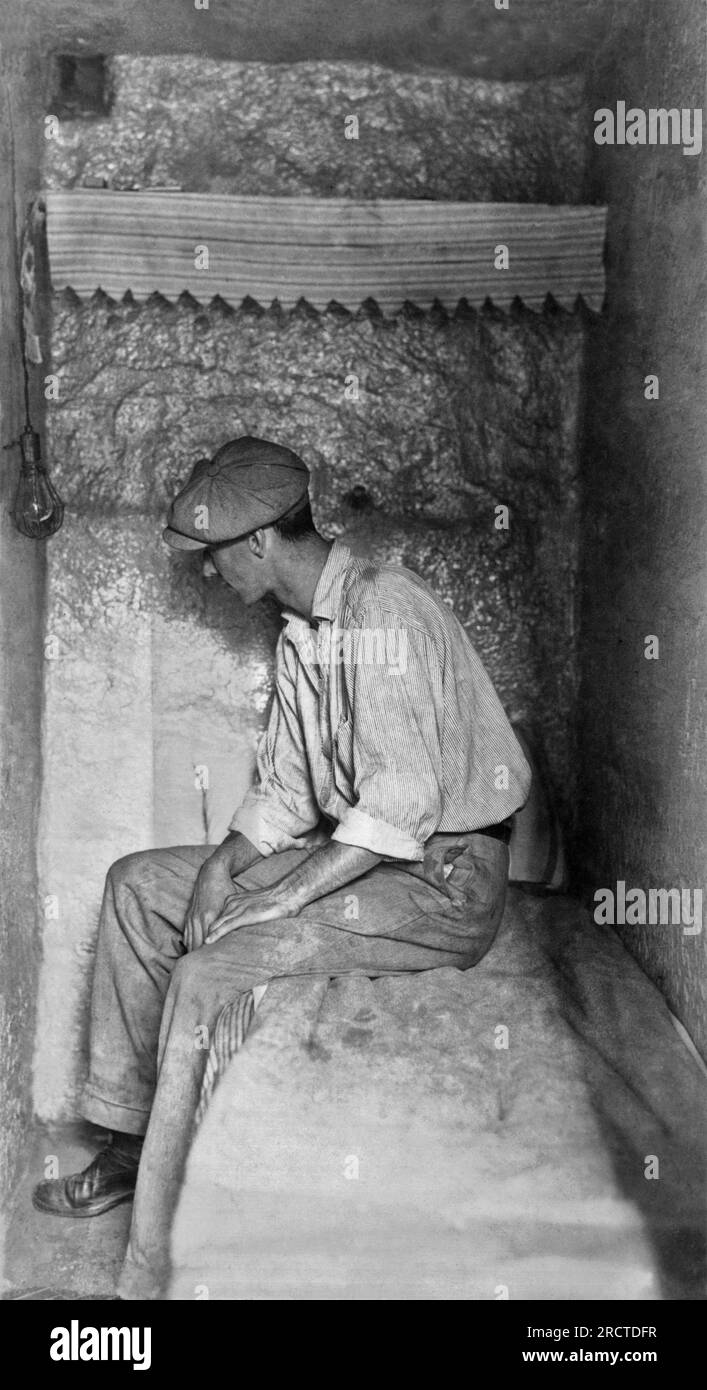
[594,102,703,157]
[594,880,702,934]
[50,1322,151,1370]
[300,624,408,675]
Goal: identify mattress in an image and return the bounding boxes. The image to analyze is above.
[169,888,707,1300]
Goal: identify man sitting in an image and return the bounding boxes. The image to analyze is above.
[33,435,531,1299]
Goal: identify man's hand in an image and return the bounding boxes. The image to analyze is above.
[184,855,237,952]
[205,887,296,944]
[184,832,264,951]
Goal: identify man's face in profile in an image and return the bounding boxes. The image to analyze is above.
[202,533,272,605]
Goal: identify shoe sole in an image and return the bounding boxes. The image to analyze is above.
[31,1189,135,1218]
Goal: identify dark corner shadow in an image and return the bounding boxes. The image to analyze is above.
[537,898,707,1301]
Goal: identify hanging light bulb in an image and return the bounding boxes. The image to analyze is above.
[12,425,65,539]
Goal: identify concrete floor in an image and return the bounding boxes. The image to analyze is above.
[2,1123,129,1300]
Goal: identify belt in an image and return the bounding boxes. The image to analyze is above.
[474,820,512,845]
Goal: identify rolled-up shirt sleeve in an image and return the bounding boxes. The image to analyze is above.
[331,615,445,861]
[229,635,321,855]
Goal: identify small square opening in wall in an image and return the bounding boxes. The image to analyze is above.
[48,54,113,119]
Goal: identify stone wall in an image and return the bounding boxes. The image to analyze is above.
[0,46,45,1212]
[577,0,707,1056]
[33,58,589,1120]
[43,57,587,204]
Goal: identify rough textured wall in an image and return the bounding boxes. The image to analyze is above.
[577,0,707,1056]
[34,58,588,1119]
[43,57,587,204]
[0,49,45,1215]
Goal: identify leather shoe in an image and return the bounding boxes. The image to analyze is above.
[32,1143,140,1218]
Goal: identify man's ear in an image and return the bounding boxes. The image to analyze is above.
[247,528,268,558]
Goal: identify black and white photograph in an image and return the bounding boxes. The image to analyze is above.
[0,0,705,1344]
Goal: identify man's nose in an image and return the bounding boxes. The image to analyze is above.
[202,553,218,579]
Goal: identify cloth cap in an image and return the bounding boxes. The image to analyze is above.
[163,436,310,550]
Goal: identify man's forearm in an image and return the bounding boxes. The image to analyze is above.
[215,830,265,876]
[271,840,381,913]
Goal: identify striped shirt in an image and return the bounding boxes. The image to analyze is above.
[230,540,531,862]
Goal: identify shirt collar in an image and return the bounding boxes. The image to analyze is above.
[310,539,352,622]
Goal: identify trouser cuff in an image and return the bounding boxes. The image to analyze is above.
[81,1085,151,1137]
